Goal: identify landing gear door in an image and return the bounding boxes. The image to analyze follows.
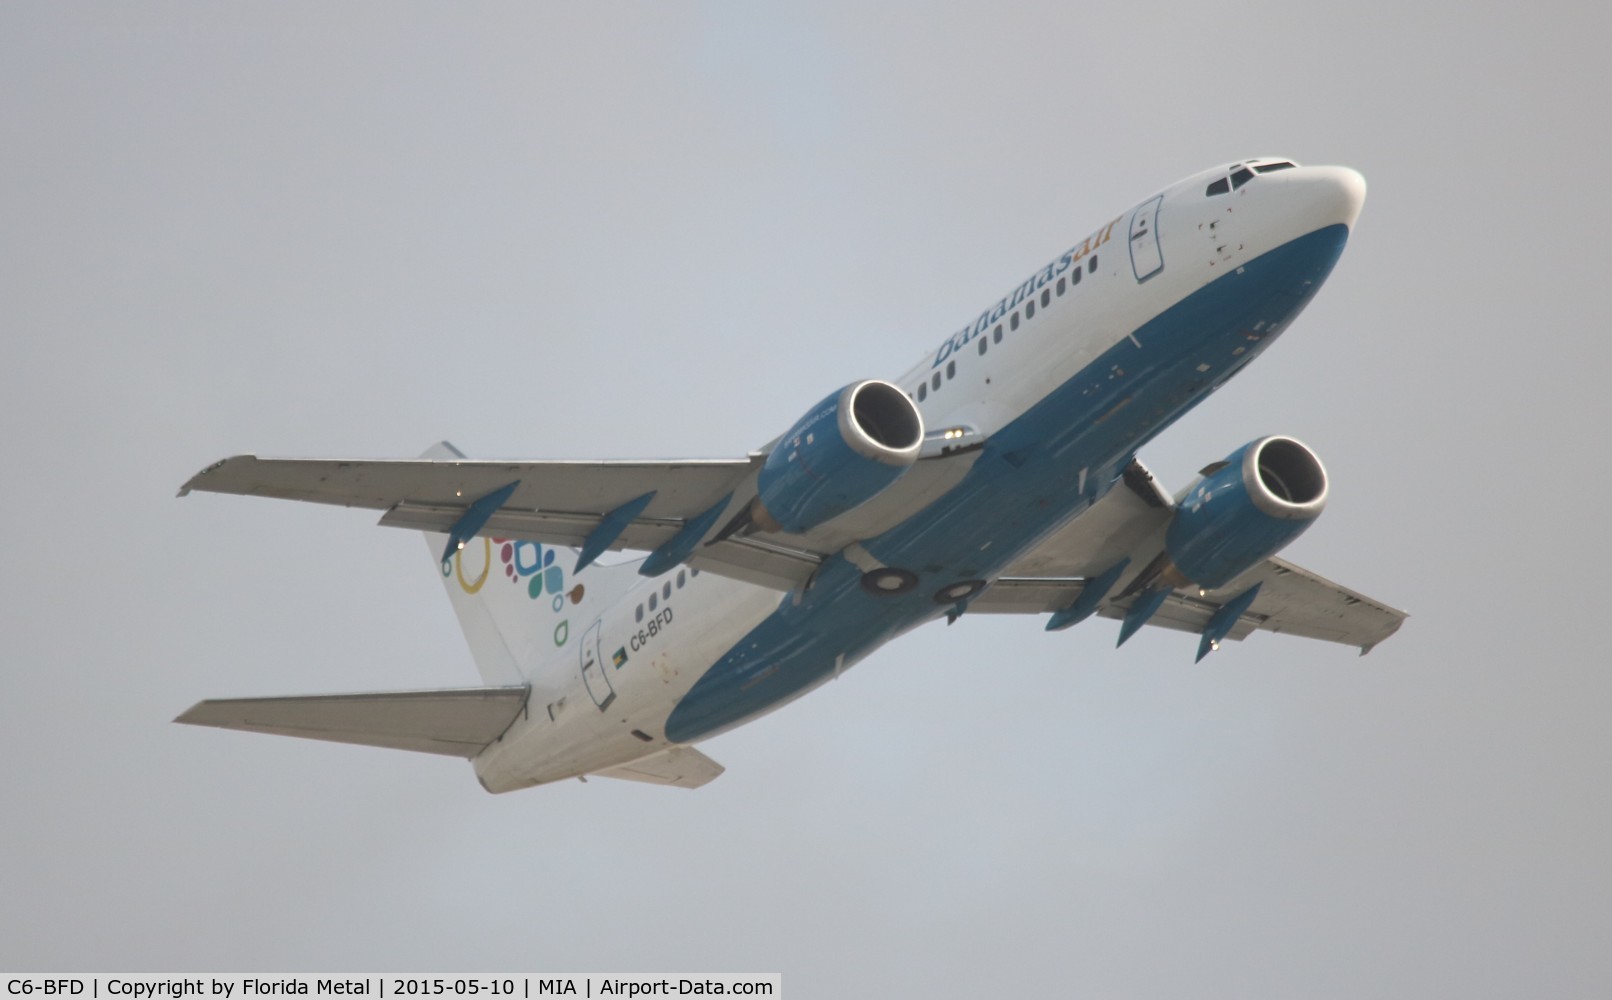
[580,619,615,711]
[1129,195,1164,283]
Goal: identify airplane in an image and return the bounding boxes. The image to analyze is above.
[177,157,1406,793]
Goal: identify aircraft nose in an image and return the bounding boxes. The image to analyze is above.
[1295,165,1367,231]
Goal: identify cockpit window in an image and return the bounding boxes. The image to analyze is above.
[1209,159,1297,196]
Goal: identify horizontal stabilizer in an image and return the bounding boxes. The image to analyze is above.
[595,746,724,789]
[174,687,530,758]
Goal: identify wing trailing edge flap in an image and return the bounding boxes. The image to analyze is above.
[174,686,531,758]
[997,458,1176,581]
[594,745,725,789]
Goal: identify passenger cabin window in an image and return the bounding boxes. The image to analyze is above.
[993,325,1002,343]
[1088,255,1098,273]
[931,372,941,390]
[946,360,956,379]
[977,337,987,356]
[1056,277,1065,295]
[649,593,658,611]
[1025,300,1035,319]
[635,604,644,623]
[677,569,686,588]
[1071,267,1081,285]
[1040,288,1051,307]
[917,382,927,401]
[1010,312,1020,330]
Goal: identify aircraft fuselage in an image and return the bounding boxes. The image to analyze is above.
[472,161,1367,792]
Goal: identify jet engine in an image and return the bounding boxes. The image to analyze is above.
[753,379,924,534]
[1164,436,1328,589]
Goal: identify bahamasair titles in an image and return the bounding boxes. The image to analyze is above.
[178,158,1405,793]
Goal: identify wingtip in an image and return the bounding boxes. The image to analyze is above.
[1360,613,1408,655]
[177,455,250,498]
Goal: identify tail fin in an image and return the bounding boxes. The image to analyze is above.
[420,442,644,687]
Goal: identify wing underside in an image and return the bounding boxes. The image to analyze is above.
[179,449,1404,653]
[973,557,1405,651]
[971,459,1406,652]
[179,443,983,592]
[179,450,813,587]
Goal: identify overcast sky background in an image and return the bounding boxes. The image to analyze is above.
[3,3,1609,996]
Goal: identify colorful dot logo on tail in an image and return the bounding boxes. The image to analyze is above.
[444,537,573,646]
[491,539,566,601]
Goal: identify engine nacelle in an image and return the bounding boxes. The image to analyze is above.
[754,380,924,535]
[1164,436,1328,589]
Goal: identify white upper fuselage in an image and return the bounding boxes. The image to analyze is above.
[896,160,1365,442]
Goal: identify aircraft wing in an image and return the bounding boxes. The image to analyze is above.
[974,558,1405,652]
[174,686,532,757]
[178,447,824,589]
[178,452,754,520]
[969,459,1407,654]
[179,440,984,592]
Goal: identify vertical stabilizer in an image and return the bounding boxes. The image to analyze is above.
[419,442,644,689]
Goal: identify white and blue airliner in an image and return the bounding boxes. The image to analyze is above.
[179,158,1406,792]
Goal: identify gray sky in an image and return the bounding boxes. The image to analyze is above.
[3,2,1609,995]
